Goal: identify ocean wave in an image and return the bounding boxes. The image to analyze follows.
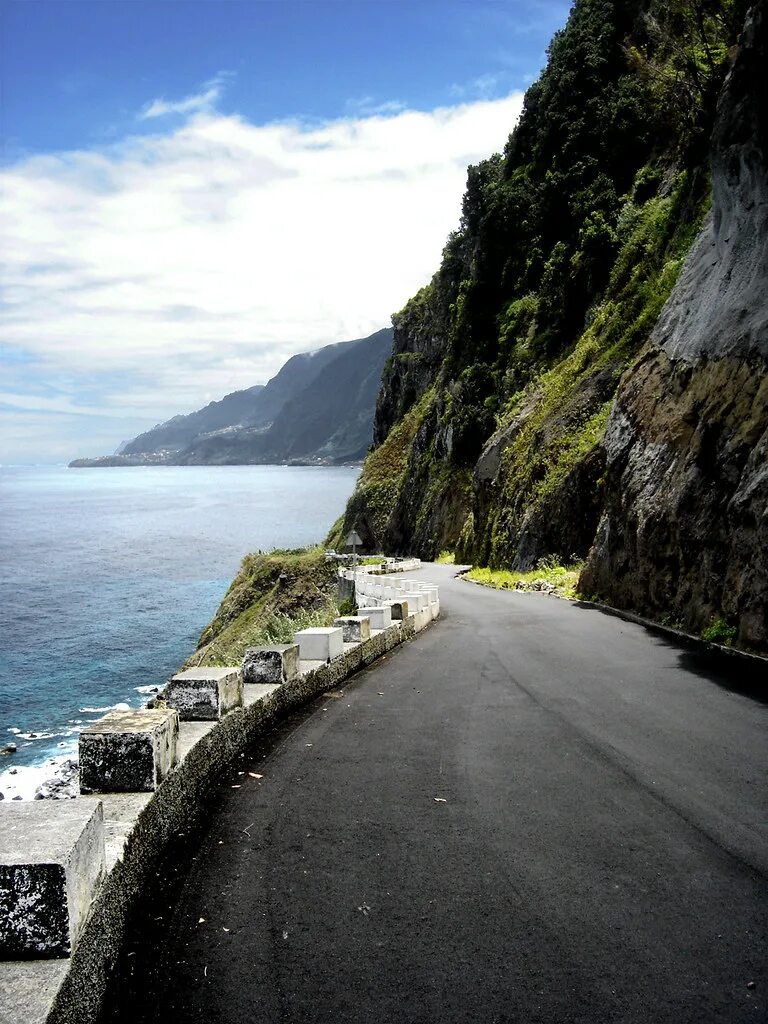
[78,702,131,714]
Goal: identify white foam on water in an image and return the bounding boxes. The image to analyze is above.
[79,702,131,713]
[0,755,74,801]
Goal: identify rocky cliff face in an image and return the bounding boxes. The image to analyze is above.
[581,2,767,649]
[335,0,765,650]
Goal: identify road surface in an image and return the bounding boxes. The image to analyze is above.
[108,564,767,1024]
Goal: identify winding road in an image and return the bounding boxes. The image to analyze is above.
[110,564,767,1023]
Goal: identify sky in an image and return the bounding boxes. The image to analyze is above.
[0,0,571,463]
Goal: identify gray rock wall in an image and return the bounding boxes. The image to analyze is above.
[581,2,768,651]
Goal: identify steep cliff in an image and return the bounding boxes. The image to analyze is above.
[334,0,765,649]
[580,2,767,648]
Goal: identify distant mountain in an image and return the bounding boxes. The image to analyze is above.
[70,327,393,468]
[177,329,393,465]
[120,384,266,456]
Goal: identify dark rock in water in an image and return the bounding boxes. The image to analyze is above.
[581,4,768,651]
[34,759,80,801]
[2,743,17,755]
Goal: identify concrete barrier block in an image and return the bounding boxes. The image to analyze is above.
[0,800,105,959]
[414,608,432,632]
[295,627,344,662]
[333,616,371,643]
[165,667,242,721]
[79,708,179,794]
[384,599,409,620]
[242,644,300,684]
[361,606,392,629]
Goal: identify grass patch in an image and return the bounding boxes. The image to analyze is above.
[701,618,737,646]
[465,561,582,599]
[436,550,455,564]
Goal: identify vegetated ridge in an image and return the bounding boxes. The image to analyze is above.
[186,547,347,669]
[331,0,767,652]
[70,327,393,467]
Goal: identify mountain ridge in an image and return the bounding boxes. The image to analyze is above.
[70,327,393,468]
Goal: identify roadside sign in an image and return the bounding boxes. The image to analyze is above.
[345,530,363,566]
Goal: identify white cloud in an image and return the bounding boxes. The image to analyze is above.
[139,75,227,120]
[0,391,136,418]
[0,90,524,458]
[450,73,502,100]
[346,96,408,116]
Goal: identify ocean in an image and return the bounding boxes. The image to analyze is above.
[0,464,359,797]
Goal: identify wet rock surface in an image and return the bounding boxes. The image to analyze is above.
[34,759,79,800]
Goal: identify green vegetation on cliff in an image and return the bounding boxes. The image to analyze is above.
[338,0,747,570]
[187,547,341,668]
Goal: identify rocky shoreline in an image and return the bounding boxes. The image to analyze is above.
[0,755,79,801]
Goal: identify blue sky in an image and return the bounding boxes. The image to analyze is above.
[0,0,571,462]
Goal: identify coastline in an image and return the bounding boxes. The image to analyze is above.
[68,455,366,468]
[0,465,361,801]
[1,571,436,1024]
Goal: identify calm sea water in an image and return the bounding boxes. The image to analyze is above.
[0,465,358,789]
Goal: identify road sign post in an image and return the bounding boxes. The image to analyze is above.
[345,530,363,567]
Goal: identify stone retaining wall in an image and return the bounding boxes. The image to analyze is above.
[0,611,427,1024]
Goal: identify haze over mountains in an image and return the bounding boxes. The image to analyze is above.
[70,328,393,468]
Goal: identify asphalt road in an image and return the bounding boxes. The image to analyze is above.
[118,565,767,1024]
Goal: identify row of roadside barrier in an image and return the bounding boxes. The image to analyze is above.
[0,557,439,1024]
